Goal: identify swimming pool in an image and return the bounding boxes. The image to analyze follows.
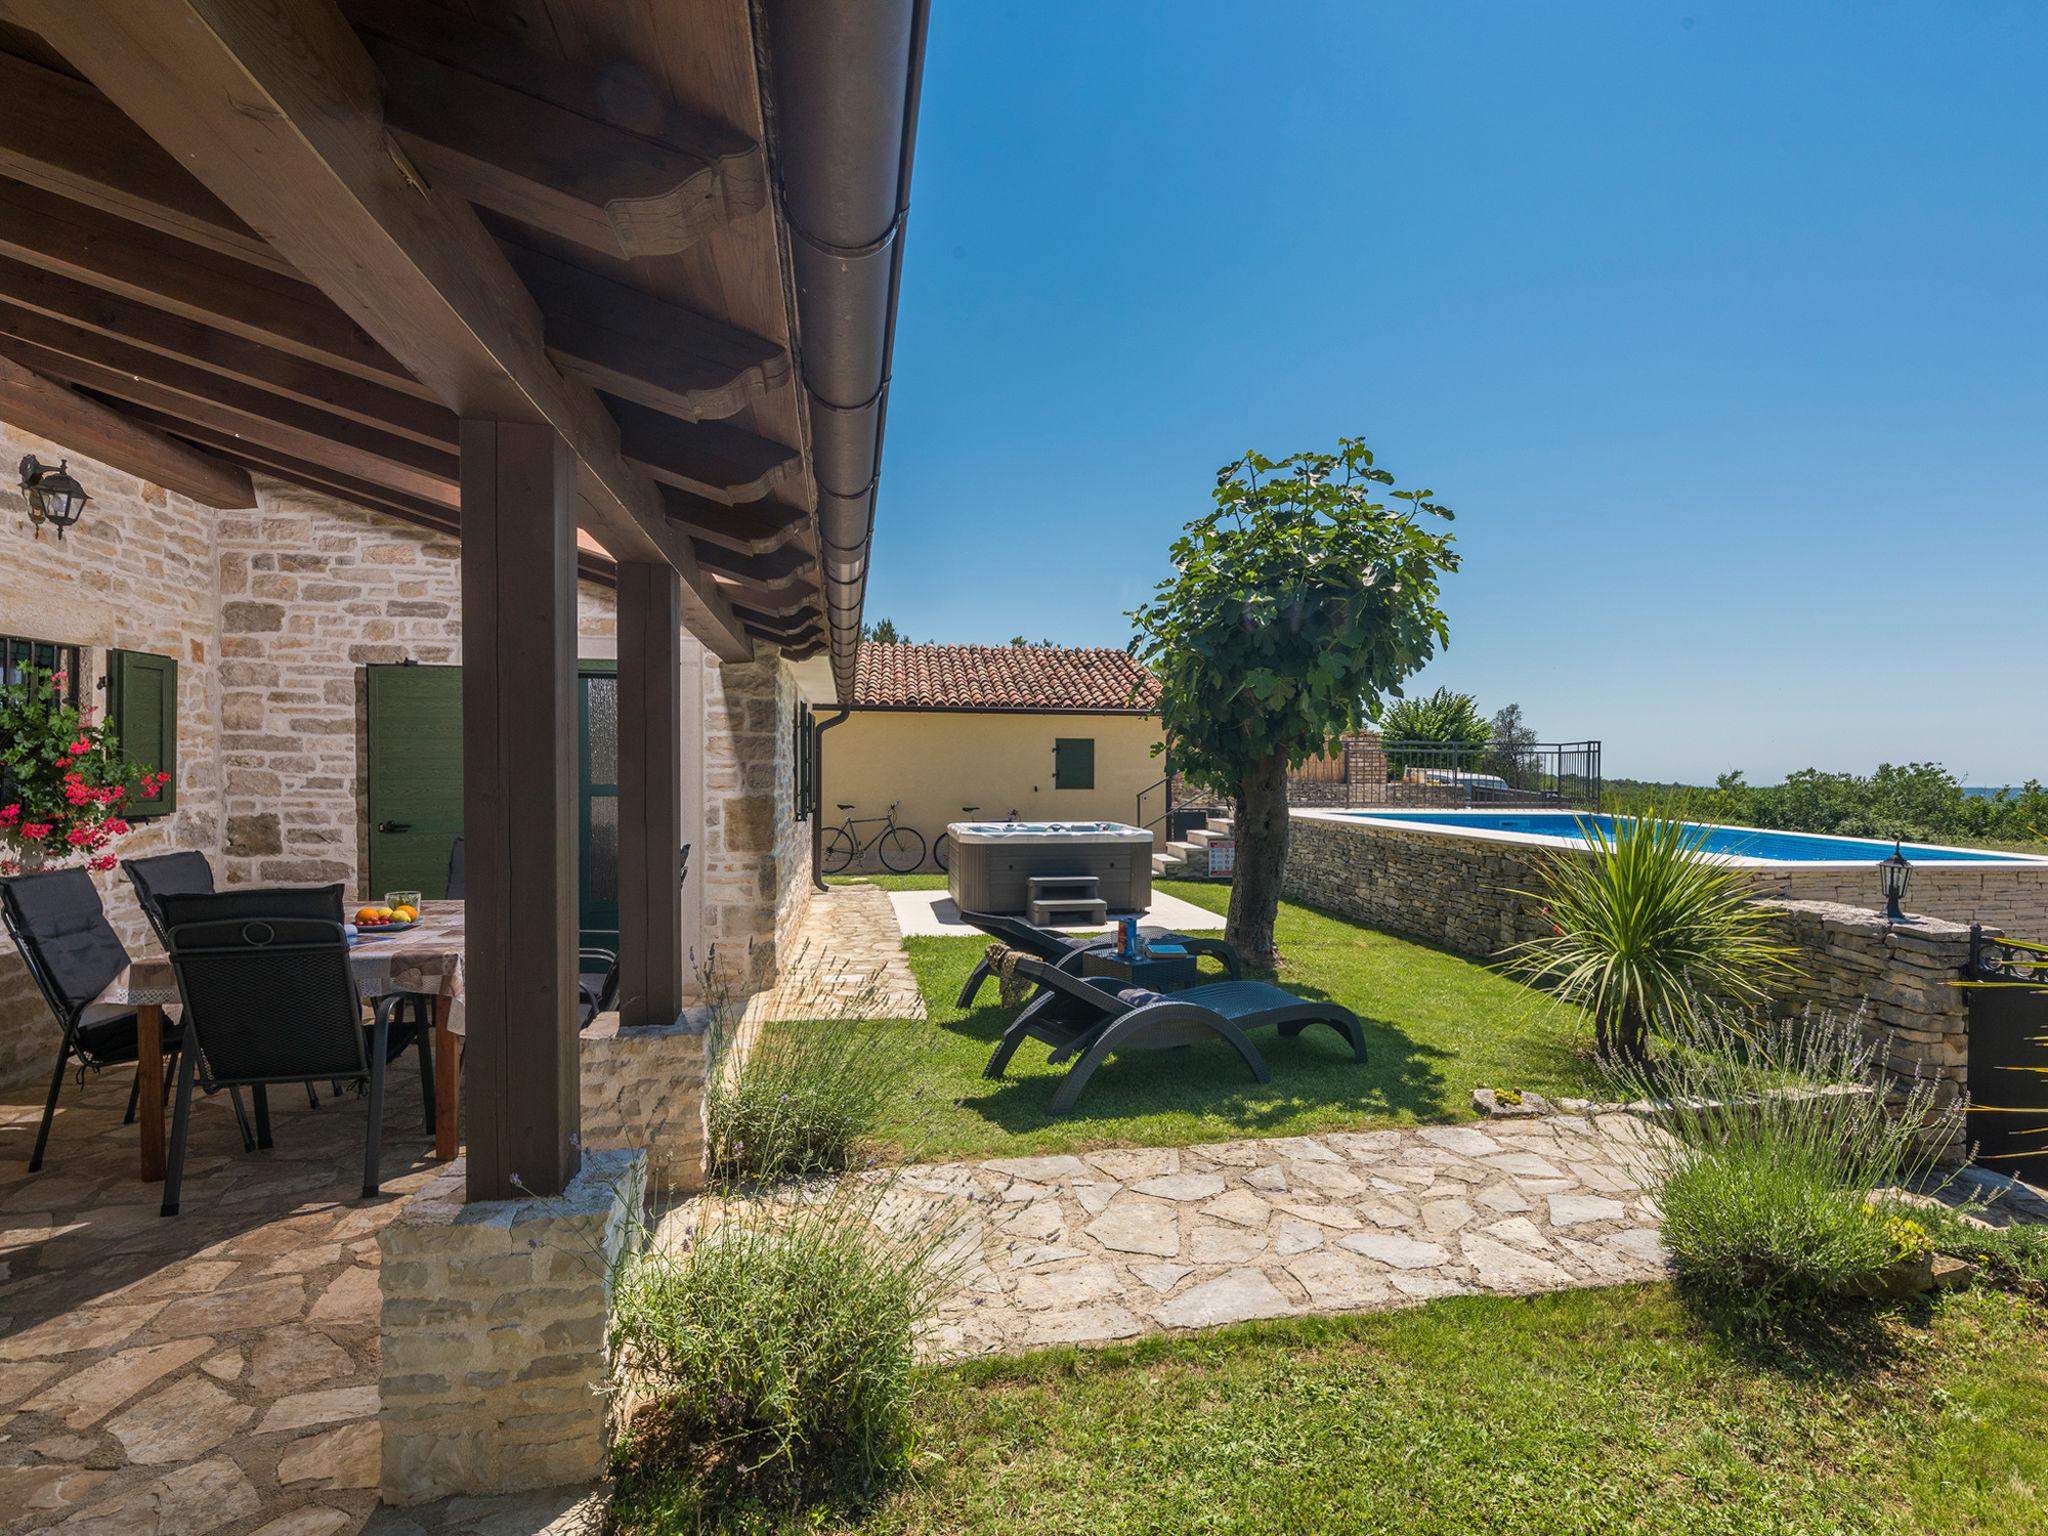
[1336,810,2046,866]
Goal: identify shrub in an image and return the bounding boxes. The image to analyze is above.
[610,1180,966,1514]
[1602,1008,1952,1320]
[702,941,911,1184]
[1501,812,1800,1058]
[707,1014,909,1184]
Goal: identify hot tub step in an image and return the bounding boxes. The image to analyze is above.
[1030,896,1108,927]
[1028,874,1101,898]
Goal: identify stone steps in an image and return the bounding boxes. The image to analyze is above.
[1154,814,1234,880]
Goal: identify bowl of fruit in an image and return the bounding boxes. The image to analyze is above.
[352,901,421,935]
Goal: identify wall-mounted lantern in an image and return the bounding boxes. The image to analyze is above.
[1879,840,1913,922]
[18,456,88,538]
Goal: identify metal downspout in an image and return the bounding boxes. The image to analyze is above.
[810,707,851,890]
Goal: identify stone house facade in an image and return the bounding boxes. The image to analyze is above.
[0,418,813,1088]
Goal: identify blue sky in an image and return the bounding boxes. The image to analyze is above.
[865,2,2047,786]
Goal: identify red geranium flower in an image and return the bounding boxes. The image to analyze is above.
[87,853,117,872]
[0,803,18,824]
[19,823,52,841]
[52,756,71,769]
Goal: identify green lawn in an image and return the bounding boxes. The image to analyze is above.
[614,1284,2048,1535]
[832,880,1597,1161]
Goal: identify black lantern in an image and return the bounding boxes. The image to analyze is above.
[1879,839,1912,922]
[18,456,88,538]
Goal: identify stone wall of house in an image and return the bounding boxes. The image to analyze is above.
[696,649,808,992]
[0,424,228,1089]
[210,484,615,893]
[0,422,810,1097]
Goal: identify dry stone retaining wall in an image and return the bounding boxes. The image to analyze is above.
[1284,811,2020,1148]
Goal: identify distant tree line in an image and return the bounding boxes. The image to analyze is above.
[1605,764,2047,851]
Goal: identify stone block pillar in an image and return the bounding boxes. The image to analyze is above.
[378,1147,646,1504]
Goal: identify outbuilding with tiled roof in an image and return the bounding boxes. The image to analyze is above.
[818,642,1166,870]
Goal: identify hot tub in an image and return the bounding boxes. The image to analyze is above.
[946,821,1154,916]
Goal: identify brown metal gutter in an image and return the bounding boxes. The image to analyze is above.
[757,0,930,701]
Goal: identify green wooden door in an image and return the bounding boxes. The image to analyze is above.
[365,663,621,937]
[578,663,619,951]
[365,665,463,899]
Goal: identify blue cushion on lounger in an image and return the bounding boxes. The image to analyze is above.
[1115,988,1167,1007]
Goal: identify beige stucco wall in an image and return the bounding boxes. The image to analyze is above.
[820,709,1165,869]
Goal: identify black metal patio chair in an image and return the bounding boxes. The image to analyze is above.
[124,850,330,1114]
[954,909,1243,1007]
[984,957,1366,1115]
[1,866,190,1172]
[157,884,430,1216]
[444,835,465,900]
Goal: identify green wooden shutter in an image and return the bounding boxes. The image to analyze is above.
[1054,737,1095,790]
[108,648,178,816]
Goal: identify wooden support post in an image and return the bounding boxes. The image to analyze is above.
[460,418,581,1202]
[617,561,686,1028]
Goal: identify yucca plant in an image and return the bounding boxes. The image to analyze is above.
[1500,812,1800,1058]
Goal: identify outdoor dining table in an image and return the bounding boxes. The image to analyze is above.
[90,900,466,1181]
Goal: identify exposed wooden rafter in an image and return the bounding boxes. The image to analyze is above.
[12,0,756,658]
[0,253,460,447]
[0,350,254,507]
[499,243,787,423]
[0,319,459,502]
[658,484,811,556]
[370,38,767,262]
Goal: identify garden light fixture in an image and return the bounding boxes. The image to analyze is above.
[1879,840,1912,922]
[18,456,88,538]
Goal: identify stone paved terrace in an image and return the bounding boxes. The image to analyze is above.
[906,1115,1670,1358]
[0,1059,441,1533]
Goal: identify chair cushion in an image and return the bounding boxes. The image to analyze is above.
[1,867,130,1021]
[1114,988,1168,1007]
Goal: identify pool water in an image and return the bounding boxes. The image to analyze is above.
[1342,810,2036,865]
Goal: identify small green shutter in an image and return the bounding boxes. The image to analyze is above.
[1053,737,1095,790]
[109,649,178,816]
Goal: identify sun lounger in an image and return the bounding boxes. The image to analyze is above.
[953,908,1242,1007]
[983,956,1366,1114]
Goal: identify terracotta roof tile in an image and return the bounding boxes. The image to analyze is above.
[852,643,1159,712]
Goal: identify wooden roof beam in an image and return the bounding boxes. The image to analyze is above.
[0,351,253,507]
[0,252,459,448]
[498,242,786,422]
[660,484,810,556]
[15,0,751,660]
[370,38,766,262]
[0,315,459,501]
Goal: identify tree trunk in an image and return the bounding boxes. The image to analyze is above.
[1225,753,1290,971]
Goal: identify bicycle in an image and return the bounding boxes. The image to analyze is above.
[933,807,1019,872]
[821,801,927,874]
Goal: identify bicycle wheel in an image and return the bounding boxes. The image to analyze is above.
[822,827,858,874]
[877,825,927,873]
[933,832,952,872]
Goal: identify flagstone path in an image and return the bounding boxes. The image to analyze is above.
[902,1114,1670,1359]
[741,883,926,1024]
